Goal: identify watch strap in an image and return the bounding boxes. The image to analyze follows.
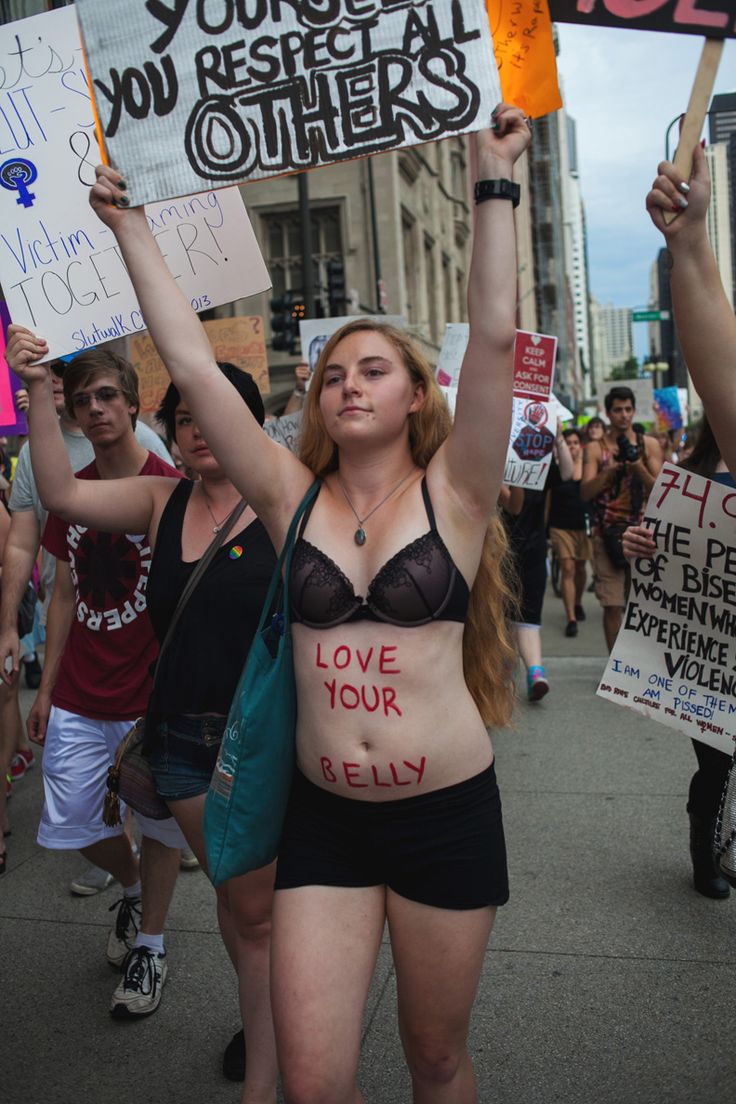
[474,178,520,208]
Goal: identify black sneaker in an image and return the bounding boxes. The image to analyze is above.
[110,947,167,1018]
[565,620,578,638]
[223,1027,246,1081]
[23,655,42,689]
[574,604,586,622]
[106,895,141,967]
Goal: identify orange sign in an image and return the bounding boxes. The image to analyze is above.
[487,0,562,119]
[130,316,269,414]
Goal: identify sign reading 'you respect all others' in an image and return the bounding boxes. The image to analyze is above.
[75,0,502,206]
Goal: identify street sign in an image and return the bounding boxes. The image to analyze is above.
[632,310,671,322]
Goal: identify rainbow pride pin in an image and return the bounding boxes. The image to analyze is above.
[229,545,244,560]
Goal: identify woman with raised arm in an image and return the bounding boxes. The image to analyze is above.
[8,330,278,1101]
[90,105,529,1103]
[646,141,736,472]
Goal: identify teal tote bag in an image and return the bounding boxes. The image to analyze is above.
[203,479,319,885]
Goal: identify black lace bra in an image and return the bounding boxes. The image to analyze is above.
[290,477,470,628]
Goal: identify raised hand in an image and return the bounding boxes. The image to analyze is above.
[646,142,710,240]
[476,103,531,174]
[5,324,51,384]
[89,164,147,232]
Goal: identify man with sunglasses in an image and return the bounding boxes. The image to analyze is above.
[3,328,186,1020]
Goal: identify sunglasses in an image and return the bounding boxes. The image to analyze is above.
[71,386,123,410]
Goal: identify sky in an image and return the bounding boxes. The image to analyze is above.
[554,24,735,358]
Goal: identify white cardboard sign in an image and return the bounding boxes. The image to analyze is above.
[299,314,405,384]
[434,322,563,489]
[0,6,270,362]
[74,0,501,205]
[597,464,736,755]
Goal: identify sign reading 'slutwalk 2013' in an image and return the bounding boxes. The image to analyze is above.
[76,0,501,206]
[549,1,735,37]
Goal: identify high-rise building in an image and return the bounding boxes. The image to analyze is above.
[526,109,577,408]
[558,113,593,402]
[710,92,736,306]
[704,142,734,309]
[595,304,633,378]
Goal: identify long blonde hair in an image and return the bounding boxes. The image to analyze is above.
[299,319,518,728]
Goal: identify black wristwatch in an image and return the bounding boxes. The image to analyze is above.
[474,179,521,208]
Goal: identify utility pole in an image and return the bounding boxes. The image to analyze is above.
[298,171,315,319]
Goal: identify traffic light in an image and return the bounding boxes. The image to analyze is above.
[326,259,346,315]
[270,293,305,353]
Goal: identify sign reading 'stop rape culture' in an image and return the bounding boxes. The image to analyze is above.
[75,0,501,206]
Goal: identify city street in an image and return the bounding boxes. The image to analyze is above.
[2,582,735,1104]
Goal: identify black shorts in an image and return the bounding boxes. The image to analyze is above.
[275,762,509,911]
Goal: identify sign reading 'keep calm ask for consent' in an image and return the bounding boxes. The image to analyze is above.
[75,0,501,206]
[0,6,270,362]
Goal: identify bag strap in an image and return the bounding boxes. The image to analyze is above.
[256,479,321,635]
[154,496,248,675]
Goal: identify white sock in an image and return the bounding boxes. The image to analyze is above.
[123,881,141,899]
[135,932,165,956]
[23,652,36,663]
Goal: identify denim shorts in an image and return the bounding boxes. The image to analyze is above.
[147,715,226,801]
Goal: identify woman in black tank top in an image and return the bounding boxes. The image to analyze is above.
[7,354,279,1097]
[86,107,530,1104]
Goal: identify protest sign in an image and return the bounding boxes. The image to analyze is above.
[75,0,501,206]
[548,0,735,37]
[204,317,270,396]
[602,378,655,425]
[487,1,562,118]
[597,464,736,755]
[513,330,557,400]
[653,386,684,433]
[504,397,555,489]
[263,410,303,454]
[0,6,270,363]
[130,316,269,414]
[436,324,470,389]
[434,322,559,488]
[0,302,27,435]
[436,324,557,399]
[299,315,405,383]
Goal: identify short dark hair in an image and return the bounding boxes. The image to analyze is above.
[604,386,635,413]
[563,428,582,443]
[63,349,140,427]
[155,362,265,444]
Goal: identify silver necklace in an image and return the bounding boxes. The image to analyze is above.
[338,468,416,546]
[201,486,238,534]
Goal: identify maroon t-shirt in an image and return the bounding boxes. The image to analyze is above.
[42,452,183,721]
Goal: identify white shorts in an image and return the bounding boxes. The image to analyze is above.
[37,706,187,851]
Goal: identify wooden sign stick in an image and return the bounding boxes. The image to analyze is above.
[664,37,724,225]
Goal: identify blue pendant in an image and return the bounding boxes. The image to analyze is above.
[354,528,366,546]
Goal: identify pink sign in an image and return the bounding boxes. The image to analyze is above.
[0,302,27,435]
[513,331,557,401]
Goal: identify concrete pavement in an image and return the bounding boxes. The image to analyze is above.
[2,583,735,1103]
